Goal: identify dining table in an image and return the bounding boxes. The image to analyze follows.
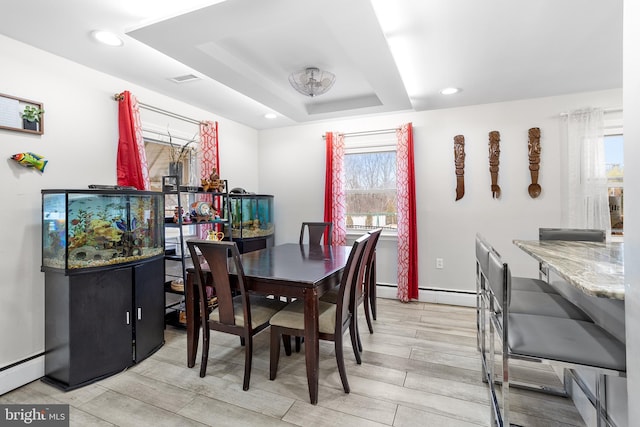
[184,243,351,404]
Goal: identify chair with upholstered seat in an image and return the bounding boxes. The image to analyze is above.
[300,222,333,245]
[268,233,370,397]
[289,221,334,352]
[321,228,382,352]
[187,239,287,391]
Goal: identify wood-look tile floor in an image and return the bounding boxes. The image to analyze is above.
[1,299,586,426]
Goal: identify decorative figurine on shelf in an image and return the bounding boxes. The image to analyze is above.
[201,168,225,192]
[10,152,48,172]
[527,127,542,198]
[206,230,225,241]
[173,206,184,223]
[190,201,212,222]
[453,135,465,201]
[488,131,501,199]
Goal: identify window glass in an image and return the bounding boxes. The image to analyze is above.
[605,134,623,235]
[344,144,397,231]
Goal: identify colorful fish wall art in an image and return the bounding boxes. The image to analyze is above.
[10,152,48,172]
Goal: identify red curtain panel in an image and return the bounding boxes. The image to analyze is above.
[323,131,346,245]
[396,123,419,302]
[198,120,219,239]
[116,91,149,190]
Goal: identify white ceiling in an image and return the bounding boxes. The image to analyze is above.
[0,0,622,130]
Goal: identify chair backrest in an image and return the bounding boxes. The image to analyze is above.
[539,228,606,242]
[187,239,251,329]
[300,222,333,245]
[358,228,382,301]
[335,234,370,334]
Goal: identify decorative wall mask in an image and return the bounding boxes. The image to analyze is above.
[488,131,501,198]
[453,135,465,200]
[527,127,542,198]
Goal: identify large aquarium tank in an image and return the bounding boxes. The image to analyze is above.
[228,193,274,239]
[42,189,164,271]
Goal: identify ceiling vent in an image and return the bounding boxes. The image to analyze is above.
[169,74,201,83]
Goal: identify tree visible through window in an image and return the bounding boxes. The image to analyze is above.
[605,134,623,235]
[344,150,397,231]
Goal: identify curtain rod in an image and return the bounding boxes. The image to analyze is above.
[142,128,197,144]
[113,93,207,126]
[322,127,399,139]
[559,107,622,117]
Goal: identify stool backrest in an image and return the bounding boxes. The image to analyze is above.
[487,249,510,312]
[539,228,605,242]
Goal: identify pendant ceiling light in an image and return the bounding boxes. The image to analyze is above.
[288,67,336,97]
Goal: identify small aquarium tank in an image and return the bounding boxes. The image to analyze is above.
[228,193,274,239]
[42,189,164,271]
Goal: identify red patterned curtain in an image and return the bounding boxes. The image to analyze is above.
[396,123,419,302]
[116,91,149,190]
[323,132,346,245]
[198,120,219,239]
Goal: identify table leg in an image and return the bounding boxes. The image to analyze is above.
[186,271,200,368]
[303,287,320,404]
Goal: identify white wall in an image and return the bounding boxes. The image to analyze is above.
[257,89,622,295]
[0,34,259,390]
[623,0,640,421]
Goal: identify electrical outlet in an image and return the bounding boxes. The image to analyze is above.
[436,258,444,269]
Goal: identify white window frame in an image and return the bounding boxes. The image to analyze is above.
[344,133,398,238]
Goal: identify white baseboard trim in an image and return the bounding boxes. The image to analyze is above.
[376,285,476,307]
[0,356,44,396]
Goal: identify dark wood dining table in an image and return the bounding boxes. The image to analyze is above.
[185,243,350,404]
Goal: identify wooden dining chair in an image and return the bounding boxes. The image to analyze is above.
[299,221,333,245]
[321,229,382,353]
[286,221,334,352]
[186,239,287,391]
[268,233,370,397]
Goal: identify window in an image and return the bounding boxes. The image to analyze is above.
[144,139,197,218]
[605,134,623,235]
[344,135,397,231]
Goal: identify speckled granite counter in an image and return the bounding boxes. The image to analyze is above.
[513,240,624,300]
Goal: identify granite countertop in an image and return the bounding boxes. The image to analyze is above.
[513,240,624,300]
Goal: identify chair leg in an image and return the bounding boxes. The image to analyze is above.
[295,336,303,352]
[243,335,252,391]
[370,258,377,320]
[270,328,281,380]
[363,297,374,334]
[356,316,363,353]
[502,325,510,426]
[335,335,350,393]
[199,328,210,378]
[349,319,362,365]
[282,334,292,356]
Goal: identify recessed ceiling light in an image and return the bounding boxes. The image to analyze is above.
[440,87,461,95]
[91,30,123,47]
[264,113,277,119]
[169,74,200,83]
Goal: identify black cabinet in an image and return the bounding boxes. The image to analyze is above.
[43,257,164,390]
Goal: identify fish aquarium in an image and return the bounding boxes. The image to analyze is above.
[42,189,164,272]
[228,193,274,240]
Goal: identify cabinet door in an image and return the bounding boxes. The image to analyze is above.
[134,257,165,362]
[69,267,133,386]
